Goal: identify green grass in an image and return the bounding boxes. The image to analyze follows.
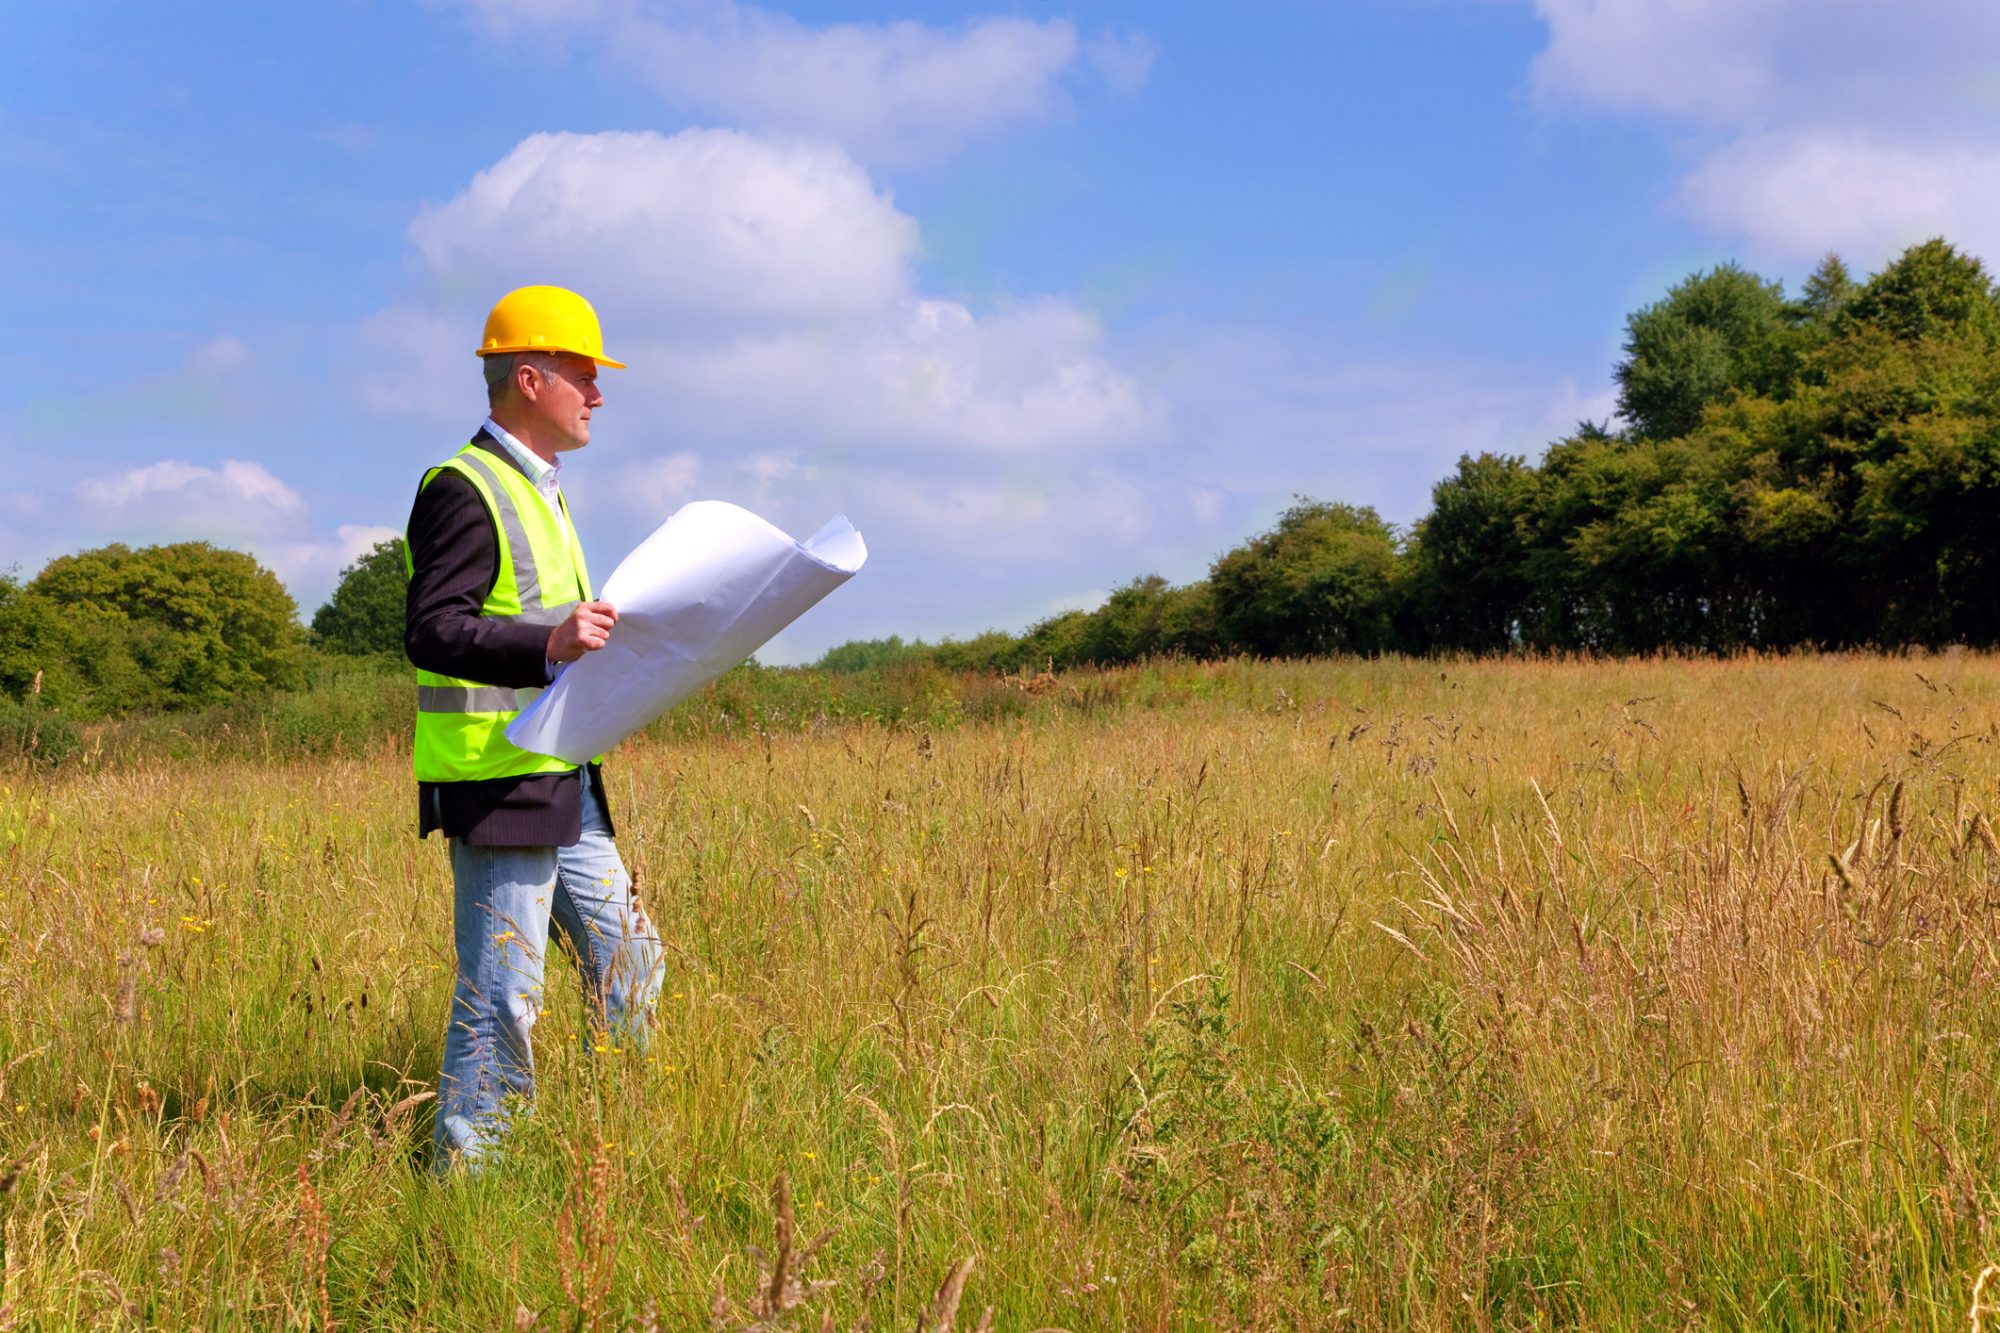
[3,653,2000,1328]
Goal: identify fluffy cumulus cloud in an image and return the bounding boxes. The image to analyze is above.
[78,460,308,538]
[1531,0,2000,265]
[1679,134,2000,263]
[443,0,1150,166]
[373,127,1160,463]
[409,130,917,324]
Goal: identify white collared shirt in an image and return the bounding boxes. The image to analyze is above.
[482,416,565,522]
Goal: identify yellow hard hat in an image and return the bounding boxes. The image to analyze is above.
[477,285,627,369]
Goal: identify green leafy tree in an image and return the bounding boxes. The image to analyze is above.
[1616,263,1802,441]
[1797,253,1858,326]
[1405,453,1538,652]
[311,537,410,658]
[1208,500,1402,657]
[0,575,81,711]
[30,542,306,711]
[1839,238,2000,344]
[1155,580,1222,658]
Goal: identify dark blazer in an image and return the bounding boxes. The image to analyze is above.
[404,429,612,847]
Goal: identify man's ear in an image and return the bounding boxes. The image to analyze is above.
[515,362,541,403]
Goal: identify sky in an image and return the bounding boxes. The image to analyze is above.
[6,0,2000,662]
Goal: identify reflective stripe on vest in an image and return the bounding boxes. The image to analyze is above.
[416,684,543,713]
[407,442,592,784]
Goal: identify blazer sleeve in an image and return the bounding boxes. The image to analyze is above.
[404,471,554,689]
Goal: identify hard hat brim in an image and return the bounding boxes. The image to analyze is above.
[477,344,628,370]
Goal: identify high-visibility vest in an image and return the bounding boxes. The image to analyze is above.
[406,443,594,784]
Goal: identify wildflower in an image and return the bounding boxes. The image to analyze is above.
[800,1150,816,1160]
[1114,867,1129,879]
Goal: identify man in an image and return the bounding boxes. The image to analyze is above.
[403,284,663,1168]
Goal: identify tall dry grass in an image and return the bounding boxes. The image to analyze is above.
[2,653,1999,1328]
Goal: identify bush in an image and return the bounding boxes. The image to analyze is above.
[0,698,82,767]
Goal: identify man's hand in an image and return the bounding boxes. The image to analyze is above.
[548,600,618,664]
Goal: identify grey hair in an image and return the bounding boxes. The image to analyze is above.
[482,351,564,405]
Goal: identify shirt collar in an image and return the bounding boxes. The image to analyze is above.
[482,416,560,488]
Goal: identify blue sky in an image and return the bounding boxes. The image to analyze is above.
[6,0,1999,661]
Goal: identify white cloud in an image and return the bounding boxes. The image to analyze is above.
[614,452,702,513]
[442,0,1147,166]
[1680,133,2000,263]
[78,460,307,537]
[636,296,1160,454]
[1532,0,2000,126]
[376,129,1159,464]
[1531,0,2000,264]
[409,130,916,325]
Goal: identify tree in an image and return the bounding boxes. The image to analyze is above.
[312,538,410,658]
[1405,453,1537,652]
[29,542,306,711]
[1797,253,1857,326]
[1615,263,1800,441]
[1208,500,1402,657]
[1840,238,2000,344]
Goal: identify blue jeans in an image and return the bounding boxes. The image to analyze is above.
[433,767,663,1168]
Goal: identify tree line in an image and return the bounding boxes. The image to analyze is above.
[821,238,2000,672]
[6,237,2000,725]
[0,536,406,722]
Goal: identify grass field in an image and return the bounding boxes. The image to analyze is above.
[4,654,2000,1330]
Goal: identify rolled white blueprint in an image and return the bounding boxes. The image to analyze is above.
[505,501,866,762]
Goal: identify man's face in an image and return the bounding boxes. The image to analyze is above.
[521,353,604,452]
